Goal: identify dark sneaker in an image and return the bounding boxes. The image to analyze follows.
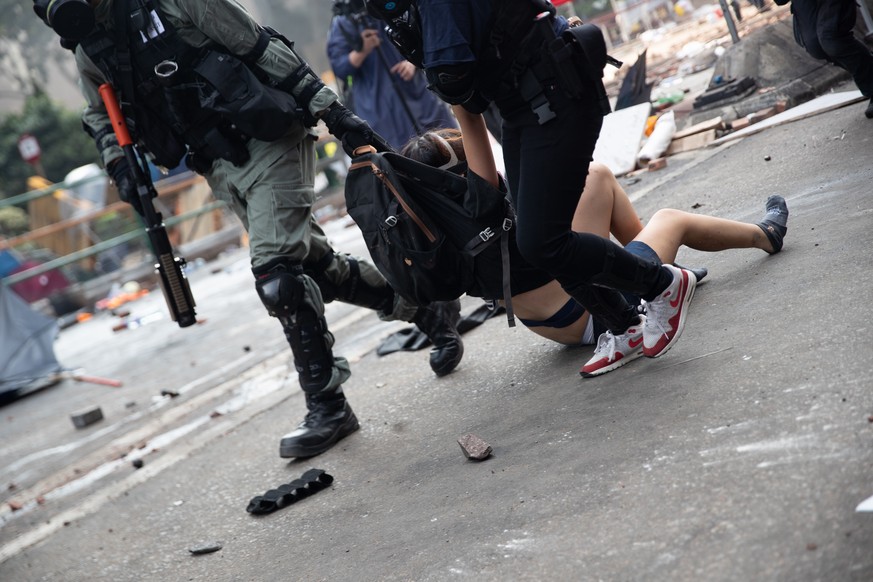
[643,265,696,358]
[580,315,646,377]
[413,299,464,376]
[279,396,359,458]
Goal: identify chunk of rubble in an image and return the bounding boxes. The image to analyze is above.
[457,433,493,461]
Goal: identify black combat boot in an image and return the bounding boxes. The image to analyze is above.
[413,299,464,377]
[279,390,360,458]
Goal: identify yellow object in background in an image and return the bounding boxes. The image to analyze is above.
[645,115,659,137]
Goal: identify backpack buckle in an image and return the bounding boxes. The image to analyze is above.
[385,215,398,227]
[502,218,513,231]
[479,227,495,242]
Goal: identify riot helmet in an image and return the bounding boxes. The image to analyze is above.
[33,0,95,41]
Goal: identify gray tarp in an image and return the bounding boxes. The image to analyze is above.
[0,284,61,395]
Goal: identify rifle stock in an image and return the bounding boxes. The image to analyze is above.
[99,83,197,328]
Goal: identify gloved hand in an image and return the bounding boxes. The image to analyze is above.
[321,102,391,154]
[107,158,144,217]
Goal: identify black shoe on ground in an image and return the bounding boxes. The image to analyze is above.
[279,393,359,458]
[866,98,873,119]
[413,299,464,376]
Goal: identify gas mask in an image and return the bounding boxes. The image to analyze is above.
[33,0,96,41]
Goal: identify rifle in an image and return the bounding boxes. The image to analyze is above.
[99,83,197,328]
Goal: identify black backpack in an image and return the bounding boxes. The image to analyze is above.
[344,147,516,325]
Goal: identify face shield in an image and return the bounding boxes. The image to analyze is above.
[33,0,96,41]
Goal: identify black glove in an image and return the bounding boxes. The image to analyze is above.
[321,102,391,154]
[107,158,144,217]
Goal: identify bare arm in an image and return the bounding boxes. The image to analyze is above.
[451,105,499,187]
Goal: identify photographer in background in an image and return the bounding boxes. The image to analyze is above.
[327,0,457,149]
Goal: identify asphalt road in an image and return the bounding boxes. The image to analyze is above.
[1,90,872,581]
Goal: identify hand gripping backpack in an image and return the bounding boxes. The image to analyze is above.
[344,146,516,325]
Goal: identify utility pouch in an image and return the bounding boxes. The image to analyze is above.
[561,24,614,115]
[198,125,251,167]
[192,50,303,142]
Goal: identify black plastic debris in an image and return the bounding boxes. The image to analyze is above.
[693,76,757,110]
[188,541,223,555]
[246,469,333,515]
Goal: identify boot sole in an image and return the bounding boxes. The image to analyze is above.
[279,414,360,459]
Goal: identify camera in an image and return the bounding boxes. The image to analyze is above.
[332,0,367,18]
[33,0,95,40]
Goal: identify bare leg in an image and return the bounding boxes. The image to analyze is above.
[634,208,774,264]
[571,163,643,242]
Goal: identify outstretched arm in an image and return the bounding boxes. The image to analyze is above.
[451,105,500,187]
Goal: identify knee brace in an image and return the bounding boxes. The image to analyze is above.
[305,254,394,312]
[255,263,335,393]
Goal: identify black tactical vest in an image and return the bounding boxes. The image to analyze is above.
[81,0,301,170]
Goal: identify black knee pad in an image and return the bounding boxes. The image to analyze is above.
[255,263,306,319]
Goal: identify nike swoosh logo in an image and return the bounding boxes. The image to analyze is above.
[670,274,686,308]
[628,337,643,348]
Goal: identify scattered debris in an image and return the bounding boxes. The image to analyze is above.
[71,406,104,429]
[112,311,165,332]
[764,155,772,162]
[96,282,150,312]
[458,433,493,461]
[246,469,334,515]
[132,459,144,469]
[71,372,122,388]
[188,541,223,555]
[647,157,668,172]
[161,389,180,398]
[8,500,23,511]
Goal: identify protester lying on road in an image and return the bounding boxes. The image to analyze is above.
[400,107,789,377]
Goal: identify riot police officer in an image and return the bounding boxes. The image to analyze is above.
[34,0,464,458]
[365,0,698,372]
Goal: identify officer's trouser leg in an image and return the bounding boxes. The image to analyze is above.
[255,263,357,458]
[309,251,464,377]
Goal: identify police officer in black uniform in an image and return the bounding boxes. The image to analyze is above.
[34,0,464,459]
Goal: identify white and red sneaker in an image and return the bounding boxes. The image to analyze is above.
[642,265,696,358]
[580,316,646,377]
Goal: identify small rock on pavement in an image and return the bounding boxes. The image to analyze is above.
[458,434,493,461]
[70,406,104,429]
[188,541,223,555]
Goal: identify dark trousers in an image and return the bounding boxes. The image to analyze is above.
[791,0,873,96]
[499,87,669,334]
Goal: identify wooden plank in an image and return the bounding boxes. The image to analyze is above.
[666,128,717,155]
[673,116,724,140]
[713,90,866,145]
